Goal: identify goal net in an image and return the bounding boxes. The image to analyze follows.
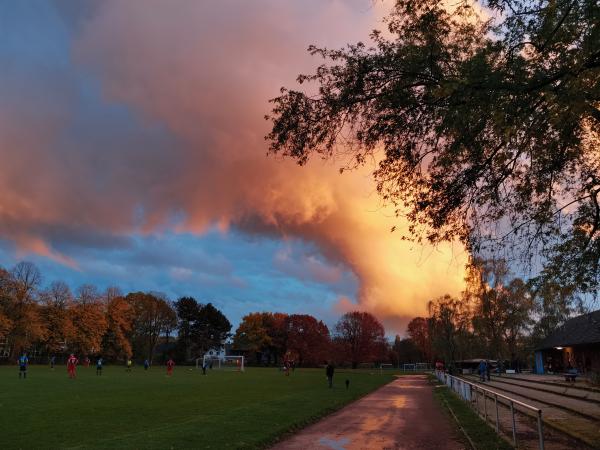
[0,339,10,358]
[197,355,244,372]
[416,363,431,371]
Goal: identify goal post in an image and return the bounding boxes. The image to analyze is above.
[197,355,244,372]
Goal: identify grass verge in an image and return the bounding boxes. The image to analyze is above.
[429,375,513,450]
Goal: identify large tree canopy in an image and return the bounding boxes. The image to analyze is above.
[267,0,600,291]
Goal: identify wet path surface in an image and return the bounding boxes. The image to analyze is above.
[271,375,466,450]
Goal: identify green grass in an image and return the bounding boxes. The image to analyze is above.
[0,365,396,449]
[430,376,513,450]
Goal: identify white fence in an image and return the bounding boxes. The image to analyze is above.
[435,370,544,450]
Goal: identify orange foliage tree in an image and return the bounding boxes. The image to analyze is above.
[335,311,386,368]
[285,314,330,366]
[69,285,108,355]
[2,262,48,357]
[102,295,135,360]
[233,312,290,365]
[39,281,75,355]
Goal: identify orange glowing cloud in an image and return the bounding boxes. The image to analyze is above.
[1,0,471,329]
[72,0,468,322]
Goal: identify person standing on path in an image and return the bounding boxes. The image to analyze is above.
[478,360,486,382]
[326,362,334,388]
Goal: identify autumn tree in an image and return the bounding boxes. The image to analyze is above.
[267,0,600,295]
[104,286,123,303]
[0,311,10,346]
[39,281,75,354]
[127,292,177,363]
[69,284,107,355]
[529,279,579,344]
[469,259,511,358]
[428,295,472,364]
[502,278,534,363]
[406,317,432,362]
[3,262,47,357]
[233,312,274,364]
[286,314,330,366]
[467,259,534,359]
[102,295,135,360]
[0,264,235,363]
[334,311,386,368]
[266,312,288,364]
[233,312,289,365]
[0,268,14,345]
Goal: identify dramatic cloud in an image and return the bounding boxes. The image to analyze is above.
[0,0,467,332]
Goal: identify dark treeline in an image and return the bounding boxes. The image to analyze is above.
[395,258,585,371]
[0,261,394,367]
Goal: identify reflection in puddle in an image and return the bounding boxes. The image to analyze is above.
[393,396,407,408]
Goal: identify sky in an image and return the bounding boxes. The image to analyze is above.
[0,0,468,334]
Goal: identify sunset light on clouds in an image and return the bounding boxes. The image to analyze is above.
[0,0,468,333]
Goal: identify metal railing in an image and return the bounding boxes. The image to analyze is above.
[435,370,545,450]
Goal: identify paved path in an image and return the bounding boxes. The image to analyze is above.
[272,375,466,450]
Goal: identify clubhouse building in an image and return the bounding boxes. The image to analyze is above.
[534,310,600,375]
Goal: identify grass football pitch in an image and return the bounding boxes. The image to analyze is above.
[0,365,397,449]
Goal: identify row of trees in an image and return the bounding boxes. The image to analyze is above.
[11,256,566,369]
[0,262,231,364]
[0,261,392,368]
[233,311,387,368]
[395,258,582,368]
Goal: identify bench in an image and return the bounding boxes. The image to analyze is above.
[564,370,578,382]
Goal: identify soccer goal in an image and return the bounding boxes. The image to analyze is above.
[415,362,431,371]
[402,363,417,371]
[0,339,10,358]
[379,363,394,374]
[197,355,244,372]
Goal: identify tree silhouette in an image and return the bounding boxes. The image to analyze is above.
[267,0,600,292]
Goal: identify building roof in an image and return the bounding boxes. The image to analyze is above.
[536,310,600,350]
